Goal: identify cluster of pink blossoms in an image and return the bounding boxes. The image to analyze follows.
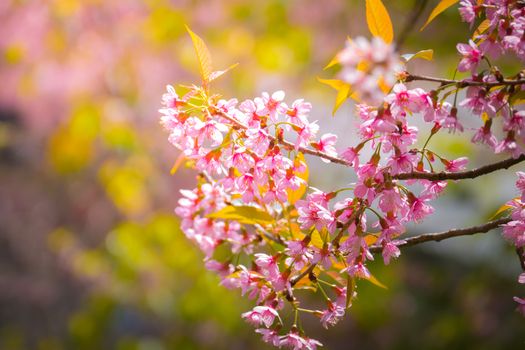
[457,0,525,156]
[503,172,525,316]
[460,0,525,60]
[160,1,525,347]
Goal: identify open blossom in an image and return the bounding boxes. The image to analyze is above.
[382,241,402,265]
[256,329,281,347]
[242,306,280,328]
[443,157,469,172]
[514,297,525,316]
[279,331,322,350]
[502,175,525,247]
[312,133,338,161]
[320,301,345,329]
[459,0,477,24]
[457,40,482,72]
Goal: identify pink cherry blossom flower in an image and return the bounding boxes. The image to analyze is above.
[459,0,478,24]
[312,133,338,162]
[444,157,469,172]
[256,329,281,347]
[280,331,321,350]
[242,306,280,328]
[320,301,345,329]
[406,195,434,222]
[513,297,525,316]
[382,241,401,265]
[286,99,312,126]
[457,40,482,72]
[295,121,319,150]
[259,91,287,121]
[343,262,371,279]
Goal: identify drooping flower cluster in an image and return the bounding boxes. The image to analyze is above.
[457,0,525,156]
[160,1,525,348]
[459,0,525,60]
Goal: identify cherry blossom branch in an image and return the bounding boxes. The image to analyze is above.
[394,154,525,181]
[369,217,511,253]
[405,73,525,87]
[211,107,350,165]
[290,263,317,286]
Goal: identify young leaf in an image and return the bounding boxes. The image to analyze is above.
[490,197,519,219]
[364,272,388,289]
[401,49,434,62]
[170,152,186,175]
[365,0,394,44]
[323,54,340,70]
[310,230,325,249]
[186,26,213,84]
[207,205,274,225]
[366,275,388,289]
[208,63,239,83]
[346,275,355,308]
[473,19,491,38]
[287,152,309,205]
[420,0,459,31]
[364,234,378,246]
[334,84,352,115]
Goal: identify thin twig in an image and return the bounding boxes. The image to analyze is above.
[393,154,525,181]
[290,263,317,286]
[369,217,511,253]
[211,107,350,165]
[406,73,525,87]
[212,107,525,182]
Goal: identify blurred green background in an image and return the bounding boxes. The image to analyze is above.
[0,0,523,349]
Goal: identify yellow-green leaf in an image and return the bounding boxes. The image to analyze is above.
[287,152,309,204]
[420,0,459,31]
[317,78,353,115]
[364,234,378,246]
[346,275,355,308]
[473,19,491,38]
[364,272,388,289]
[170,153,186,175]
[310,230,325,249]
[323,54,340,70]
[208,63,239,83]
[334,84,352,115]
[365,0,394,44]
[207,205,274,225]
[186,26,213,84]
[490,197,519,219]
[401,49,434,62]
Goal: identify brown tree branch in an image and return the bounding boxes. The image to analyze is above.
[369,217,511,253]
[405,73,525,87]
[393,154,525,181]
[212,107,525,183]
[290,263,317,286]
